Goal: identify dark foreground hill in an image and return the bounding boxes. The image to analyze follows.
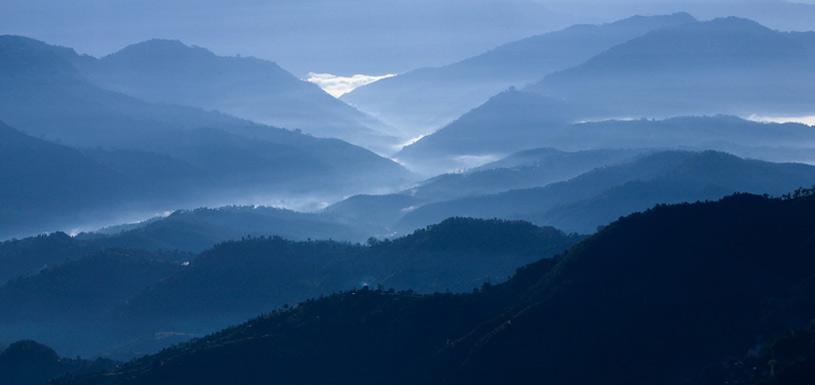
[0,218,580,359]
[700,322,815,385]
[50,191,815,385]
[0,250,184,357]
[0,341,115,385]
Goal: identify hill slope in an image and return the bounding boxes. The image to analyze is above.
[323,148,646,234]
[0,341,115,385]
[398,98,815,173]
[343,13,695,135]
[118,218,581,340]
[80,206,368,253]
[0,218,580,359]
[397,151,815,233]
[0,36,412,236]
[0,35,408,179]
[52,191,815,385]
[0,121,132,238]
[395,89,581,173]
[532,17,815,117]
[81,39,396,152]
[0,250,183,357]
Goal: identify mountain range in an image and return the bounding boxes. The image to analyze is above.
[77,206,368,253]
[0,36,413,237]
[398,92,815,173]
[5,10,815,385]
[532,17,815,117]
[343,13,696,136]
[324,147,647,234]
[0,218,581,359]
[353,15,815,169]
[394,90,583,173]
[77,39,396,152]
[366,151,815,234]
[44,190,815,385]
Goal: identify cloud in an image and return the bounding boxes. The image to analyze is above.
[307,72,396,97]
[747,114,815,126]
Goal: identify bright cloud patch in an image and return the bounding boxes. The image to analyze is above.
[748,114,815,126]
[307,72,396,97]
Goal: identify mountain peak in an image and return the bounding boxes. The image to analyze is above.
[106,38,215,62]
[0,35,79,74]
[705,16,771,29]
[610,12,697,28]
[0,340,60,363]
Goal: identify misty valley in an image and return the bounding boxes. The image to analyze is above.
[3,2,815,385]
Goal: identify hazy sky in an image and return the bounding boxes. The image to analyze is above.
[2,0,814,76]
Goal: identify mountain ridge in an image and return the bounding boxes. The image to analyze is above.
[48,191,815,385]
[342,13,696,136]
[83,38,397,152]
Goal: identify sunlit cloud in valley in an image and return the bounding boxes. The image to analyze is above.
[747,114,815,126]
[307,72,397,97]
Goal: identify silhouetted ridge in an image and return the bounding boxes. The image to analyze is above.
[0,35,79,79]
[86,38,396,151]
[0,340,116,385]
[108,39,215,61]
[532,17,815,116]
[396,150,815,234]
[396,89,580,172]
[0,218,580,359]
[343,13,695,135]
[51,192,815,385]
[0,37,411,236]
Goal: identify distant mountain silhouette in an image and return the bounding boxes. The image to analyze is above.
[397,151,815,233]
[0,35,408,169]
[0,36,412,236]
[0,205,368,286]
[322,194,424,236]
[531,17,815,116]
[0,232,101,285]
[0,119,407,239]
[473,147,648,172]
[51,191,815,385]
[396,89,815,173]
[79,206,368,253]
[0,341,115,385]
[0,205,370,283]
[396,89,582,173]
[0,36,247,149]
[407,148,645,201]
[324,148,645,234]
[0,121,132,238]
[343,13,696,135]
[565,115,815,153]
[80,39,397,152]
